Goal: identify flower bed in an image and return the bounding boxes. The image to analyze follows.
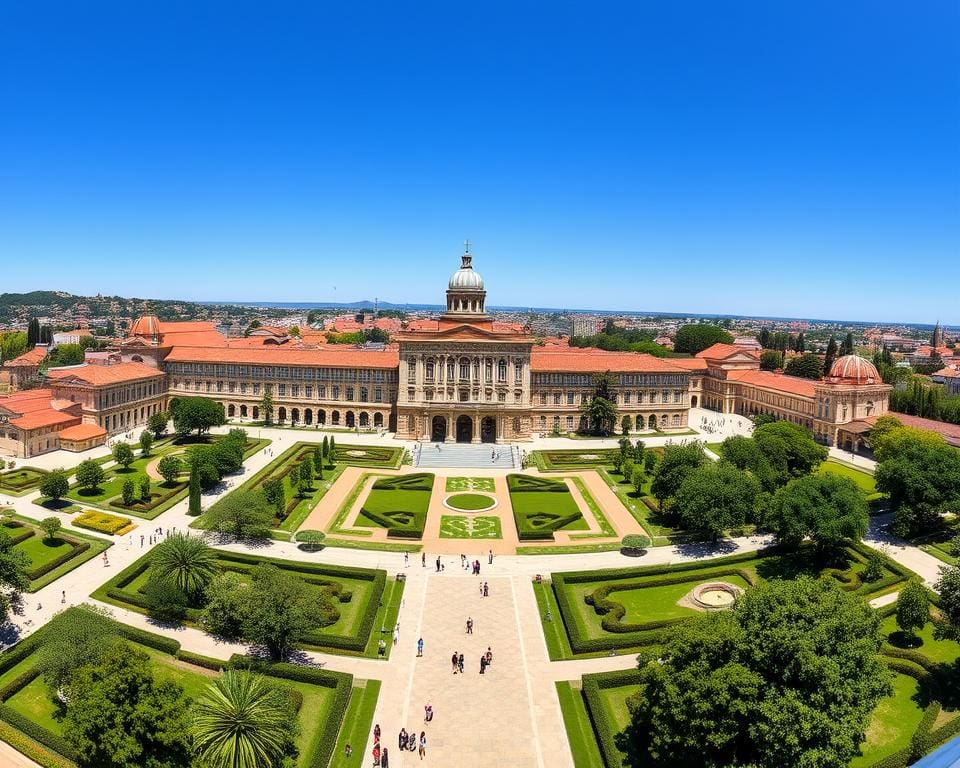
[72,510,132,535]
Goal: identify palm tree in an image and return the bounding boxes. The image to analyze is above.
[192,670,296,768]
[150,533,217,602]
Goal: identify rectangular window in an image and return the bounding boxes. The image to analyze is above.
[566,391,574,405]
[539,393,547,405]
[346,387,354,401]
[554,393,561,405]
[375,386,382,402]
[332,386,340,399]
[319,386,326,398]
[623,392,631,404]
[291,385,299,397]
[566,416,574,430]
[253,384,260,395]
[305,385,312,398]
[278,384,286,396]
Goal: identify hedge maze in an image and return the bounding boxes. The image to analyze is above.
[507,474,586,540]
[0,467,48,495]
[93,549,397,656]
[358,472,433,539]
[3,519,109,591]
[0,607,362,768]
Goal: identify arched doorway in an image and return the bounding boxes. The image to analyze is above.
[374,412,383,428]
[346,411,355,428]
[648,414,656,429]
[456,415,473,443]
[431,416,446,442]
[480,416,496,443]
[318,409,326,425]
[304,409,312,425]
[291,408,300,424]
[691,395,698,408]
[227,404,235,417]
[252,406,259,420]
[240,405,247,418]
[278,407,287,423]
[359,412,369,428]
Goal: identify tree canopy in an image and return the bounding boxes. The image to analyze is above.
[650,442,705,509]
[171,396,226,437]
[783,352,825,380]
[752,421,827,486]
[625,577,890,768]
[673,324,734,354]
[673,462,760,539]
[204,490,274,539]
[767,474,868,551]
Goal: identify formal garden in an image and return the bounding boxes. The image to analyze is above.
[2,517,110,592]
[507,474,587,540]
[355,473,433,538]
[439,515,502,539]
[558,592,960,768]
[445,476,496,492]
[0,607,378,768]
[92,542,403,659]
[0,466,49,496]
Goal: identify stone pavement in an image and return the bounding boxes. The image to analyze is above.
[0,421,954,768]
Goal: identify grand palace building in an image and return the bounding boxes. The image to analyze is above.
[0,249,908,457]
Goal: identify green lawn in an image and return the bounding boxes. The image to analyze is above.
[599,468,678,541]
[818,459,880,498]
[445,477,496,492]
[556,681,605,768]
[881,613,960,665]
[850,673,926,767]
[5,674,61,734]
[445,492,496,511]
[508,474,587,539]
[3,518,110,591]
[0,467,48,495]
[333,680,381,768]
[439,515,502,539]
[358,473,433,538]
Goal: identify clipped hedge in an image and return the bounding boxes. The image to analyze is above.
[25,540,89,582]
[581,669,643,768]
[0,718,75,768]
[72,510,130,535]
[0,705,78,763]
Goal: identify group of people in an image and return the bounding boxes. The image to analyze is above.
[368,722,428,765]
[452,644,494,675]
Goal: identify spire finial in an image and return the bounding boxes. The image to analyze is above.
[464,238,471,254]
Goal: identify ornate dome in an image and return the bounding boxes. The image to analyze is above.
[828,355,880,384]
[130,315,160,338]
[448,253,484,291]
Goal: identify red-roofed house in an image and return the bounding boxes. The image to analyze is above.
[0,388,97,458]
[2,345,48,390]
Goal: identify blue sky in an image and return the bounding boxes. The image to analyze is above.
[1,1,958,323]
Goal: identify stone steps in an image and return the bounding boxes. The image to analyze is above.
[414,442,518,469]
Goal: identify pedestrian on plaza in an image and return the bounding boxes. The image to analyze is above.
[485,647,493,666]
[393,624,399,645]
[61,590,65,604]
[479,581,483,597]
[451,651,459,673]
[488,549,493,565]
[374,723,381,743]
[417,637,423,657]
[372,742,381,767]
[435,556,441,573]
[458,652,464,674]
[480,655,486,674]
[483,581,489,597]
[421,552,426,567]
[102,553,109,567]
[408,731,417,751]
[404,552,409,567]
[466,617,473,634]
[399,728,408,750]
[424,704,433,722]
[419,732,426,759]
[381,747,389,768]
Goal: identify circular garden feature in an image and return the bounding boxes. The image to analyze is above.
[443,493,498,512]
[689,581,744,610]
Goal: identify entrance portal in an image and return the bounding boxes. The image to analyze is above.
[431,416,447,442]
[456,415,473,443]
[480,416,496,443]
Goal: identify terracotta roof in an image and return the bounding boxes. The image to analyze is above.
[0,389,56,415]
[725,369,817,398]
[3,346,47,367]
[248,326,289,337]
[57,423,107,440]
[878,413,960,447]
[668,358,709,372]
[530,349,688,374]
[157,321,219,333]
[225,336,293,348]
[165,345,400,369]
[696,343,761,361]
[10,409,79,430]
[933,366,960,379]
[47,362,164,386]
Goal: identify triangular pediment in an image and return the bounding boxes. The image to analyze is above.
[432,323,502,339]
[120,337,151,347]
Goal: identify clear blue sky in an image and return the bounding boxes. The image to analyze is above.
[1,1,958,323]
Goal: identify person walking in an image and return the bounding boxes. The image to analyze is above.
[488,549,493,565]
[483,581,489,597]
[458,652,464,674]
[466,617,473,634]
[421,552,426,567]
[419,732,427,760]
[417,637,423,657]
[451,651,459,673]
[404,552,409,567]
[435,556,441,573]
[381,746,389,767]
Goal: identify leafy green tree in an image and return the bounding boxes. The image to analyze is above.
[75,459,105,492]
[157,455,182,485]
[27,318,40,347]
[580,371,618,435]
[863,550,884,583]
[896,579,929,638]
[260,386,274,426]
[621,534,651,553]
[199,572,249,639]
[151,533,218,603]
[839,331,855,356]
[121,479,136,506]
[784,353,825,380]
[288,463,300,490]
[147,410,168,438]
[205,490,273,539]
[37,607,113,694]
[621,414,632,435]
[139,430,153,456]
[295,530,326,551]
[112,442,134,469]
[143,574,189,622]
[625,577,890,768]
[823,335,838,375]
[759,350,783,371]
[140,475,151,501]
[650,443,705,510]
[631,465,646,495]
[40,516,61,541]
[643,450,657,474]
[38,468,69,502]
[62,641,192,768]
[329,436,336,463]
[191,670,298,768]
[298,460,313,496]
[240,564,327,659]
[767,474,868,551]
[171,396,226,437]
[673,462,760,539]
[752,421,827,486]
[188,461,202,515]
[871,421,945,463]
[622,459,634,483]
[313,445,323,474]
[262,479,285,520]
[0,529,29,620]
[875,440,960,536]
[934,566,960,637]
[673,324,734,354]
[322,435,329,460]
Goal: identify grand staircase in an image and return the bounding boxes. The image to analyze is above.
[414,442,519,469]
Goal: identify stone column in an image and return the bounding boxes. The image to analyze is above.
[471,415,481,444]
[446,414,455,443]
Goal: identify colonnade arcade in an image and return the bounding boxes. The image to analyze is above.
[427,412,507,443]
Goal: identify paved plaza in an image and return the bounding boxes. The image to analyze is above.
[0,413,950,767]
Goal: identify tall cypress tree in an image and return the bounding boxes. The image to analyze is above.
[840,332,854,357]
[329,436,336,463]
[188,461,201,515]
[27,318,40,347]
[796,332,805,353]
[322,435,329,459]
[823,335,838,375]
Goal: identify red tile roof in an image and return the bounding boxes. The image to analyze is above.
[881,413,960,447]
[696,343,761,360]
[725,369,817,398]
[668,357,709,372]
[58,423,107,440]
[531,349,688,374]
[47,362,164,386]
[10,409,79,430]
[3,346,48,367]
[165,345,400,369]
[0,389,56,415]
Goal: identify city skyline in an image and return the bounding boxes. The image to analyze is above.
[1,2,958,323]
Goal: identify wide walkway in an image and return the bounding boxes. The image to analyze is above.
[0,420,953,768]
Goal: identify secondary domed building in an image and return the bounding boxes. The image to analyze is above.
[825,355,881,385]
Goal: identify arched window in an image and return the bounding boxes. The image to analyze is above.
[240,405,248,417]
[318,409,326,425]
[331,410,340,425]
[447,359,455,380]
[459,357,470,380]
[291,408,299,423]
[374,412,383,427]
[515,361,523,383]
[485,359,493,382]
[252,406,259,420]
[425,361,434,380]
[278,407,287,422]
[346,411,355,428]
[497,359,507,382]
[227,404,235,417]
[359,412,369,427]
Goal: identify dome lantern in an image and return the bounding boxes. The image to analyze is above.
[827,355,880,385]
[443,242,487,318]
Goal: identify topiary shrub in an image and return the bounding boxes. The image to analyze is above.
[295,530,326,551]
[621,534,652,556]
